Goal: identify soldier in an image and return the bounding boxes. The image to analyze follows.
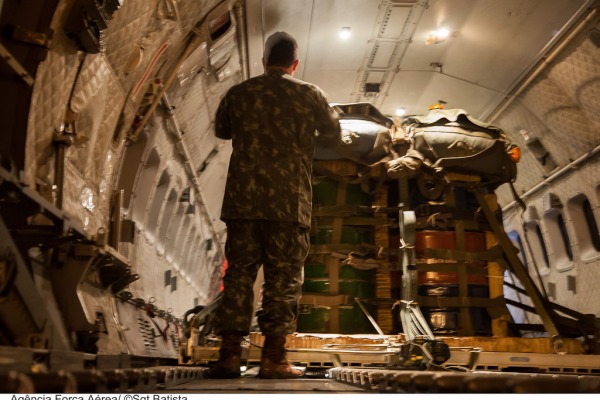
[208,31,340,379]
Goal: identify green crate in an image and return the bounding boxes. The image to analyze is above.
[304,263,375,280]
[311,226,373,245]
[303,278,375,298]
[339,264,375,280]
[339,303,378,334]
[297,303,378,334]
[313,179,372,206]
[297,306,330,333]
[302,279,329,294]
[339,280,376,298]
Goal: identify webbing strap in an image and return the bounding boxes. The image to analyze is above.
[299,294,352,306]
[327,181,348,332]
[309,243,363,254]
[313,216,388,226]
[419,246,504,262]
[415,262,489,275]
[312,204,367,217]
[417,295,507,310]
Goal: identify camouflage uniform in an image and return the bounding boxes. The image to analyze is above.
[213,69,340,336]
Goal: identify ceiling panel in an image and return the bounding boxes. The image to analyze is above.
[302,70,361,104]
[246,0,593,120]
[378,5,413,39]
[247,0,314,77]
[383,69,505,117]
[369,41,398,69]
[401,0,587,89]
[302,0,382,75]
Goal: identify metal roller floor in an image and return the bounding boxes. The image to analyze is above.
[329,367,600,393]
[165,369,600,394]
[3,365,600,393]
[166,378,365,394]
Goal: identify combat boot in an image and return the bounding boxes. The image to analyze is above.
[205,331,244,379]
[258,335,303,379]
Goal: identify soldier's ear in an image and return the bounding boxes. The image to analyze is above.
[291,59,299,73]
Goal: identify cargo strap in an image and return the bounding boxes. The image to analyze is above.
[415,262,489,276]
[313,149,389,170]
[418,246,504,263]
[309,243,365,255]
[313,162,388,197]
[313,162,364,183]
[325,180,348,332]
[355,297,385,336]
[330,252,381,270]
[441,184,474,335]
[299,294,353,307]
[417,294,508,313]
[312,216,388,226]
[398,300,435,341]
[312,204,373,217]
[414,203,477,219]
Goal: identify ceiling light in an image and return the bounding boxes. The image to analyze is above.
[425,27,452,45]
[339,27,351,40]
[436,28,450,39]
[395,107,406,117]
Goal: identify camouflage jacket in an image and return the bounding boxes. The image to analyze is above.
[215,69,340,228]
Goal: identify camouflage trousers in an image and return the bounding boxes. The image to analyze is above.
[213,219,309,336]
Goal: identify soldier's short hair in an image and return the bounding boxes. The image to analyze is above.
[264,31,298,67]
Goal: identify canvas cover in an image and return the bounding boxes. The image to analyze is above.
[390,109,516,185]
[314,103,393,165]
[314,105,516,186]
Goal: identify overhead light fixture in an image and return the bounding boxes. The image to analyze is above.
[425,27,452,45]
[395,107,406,117]
[339,27,351,40]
